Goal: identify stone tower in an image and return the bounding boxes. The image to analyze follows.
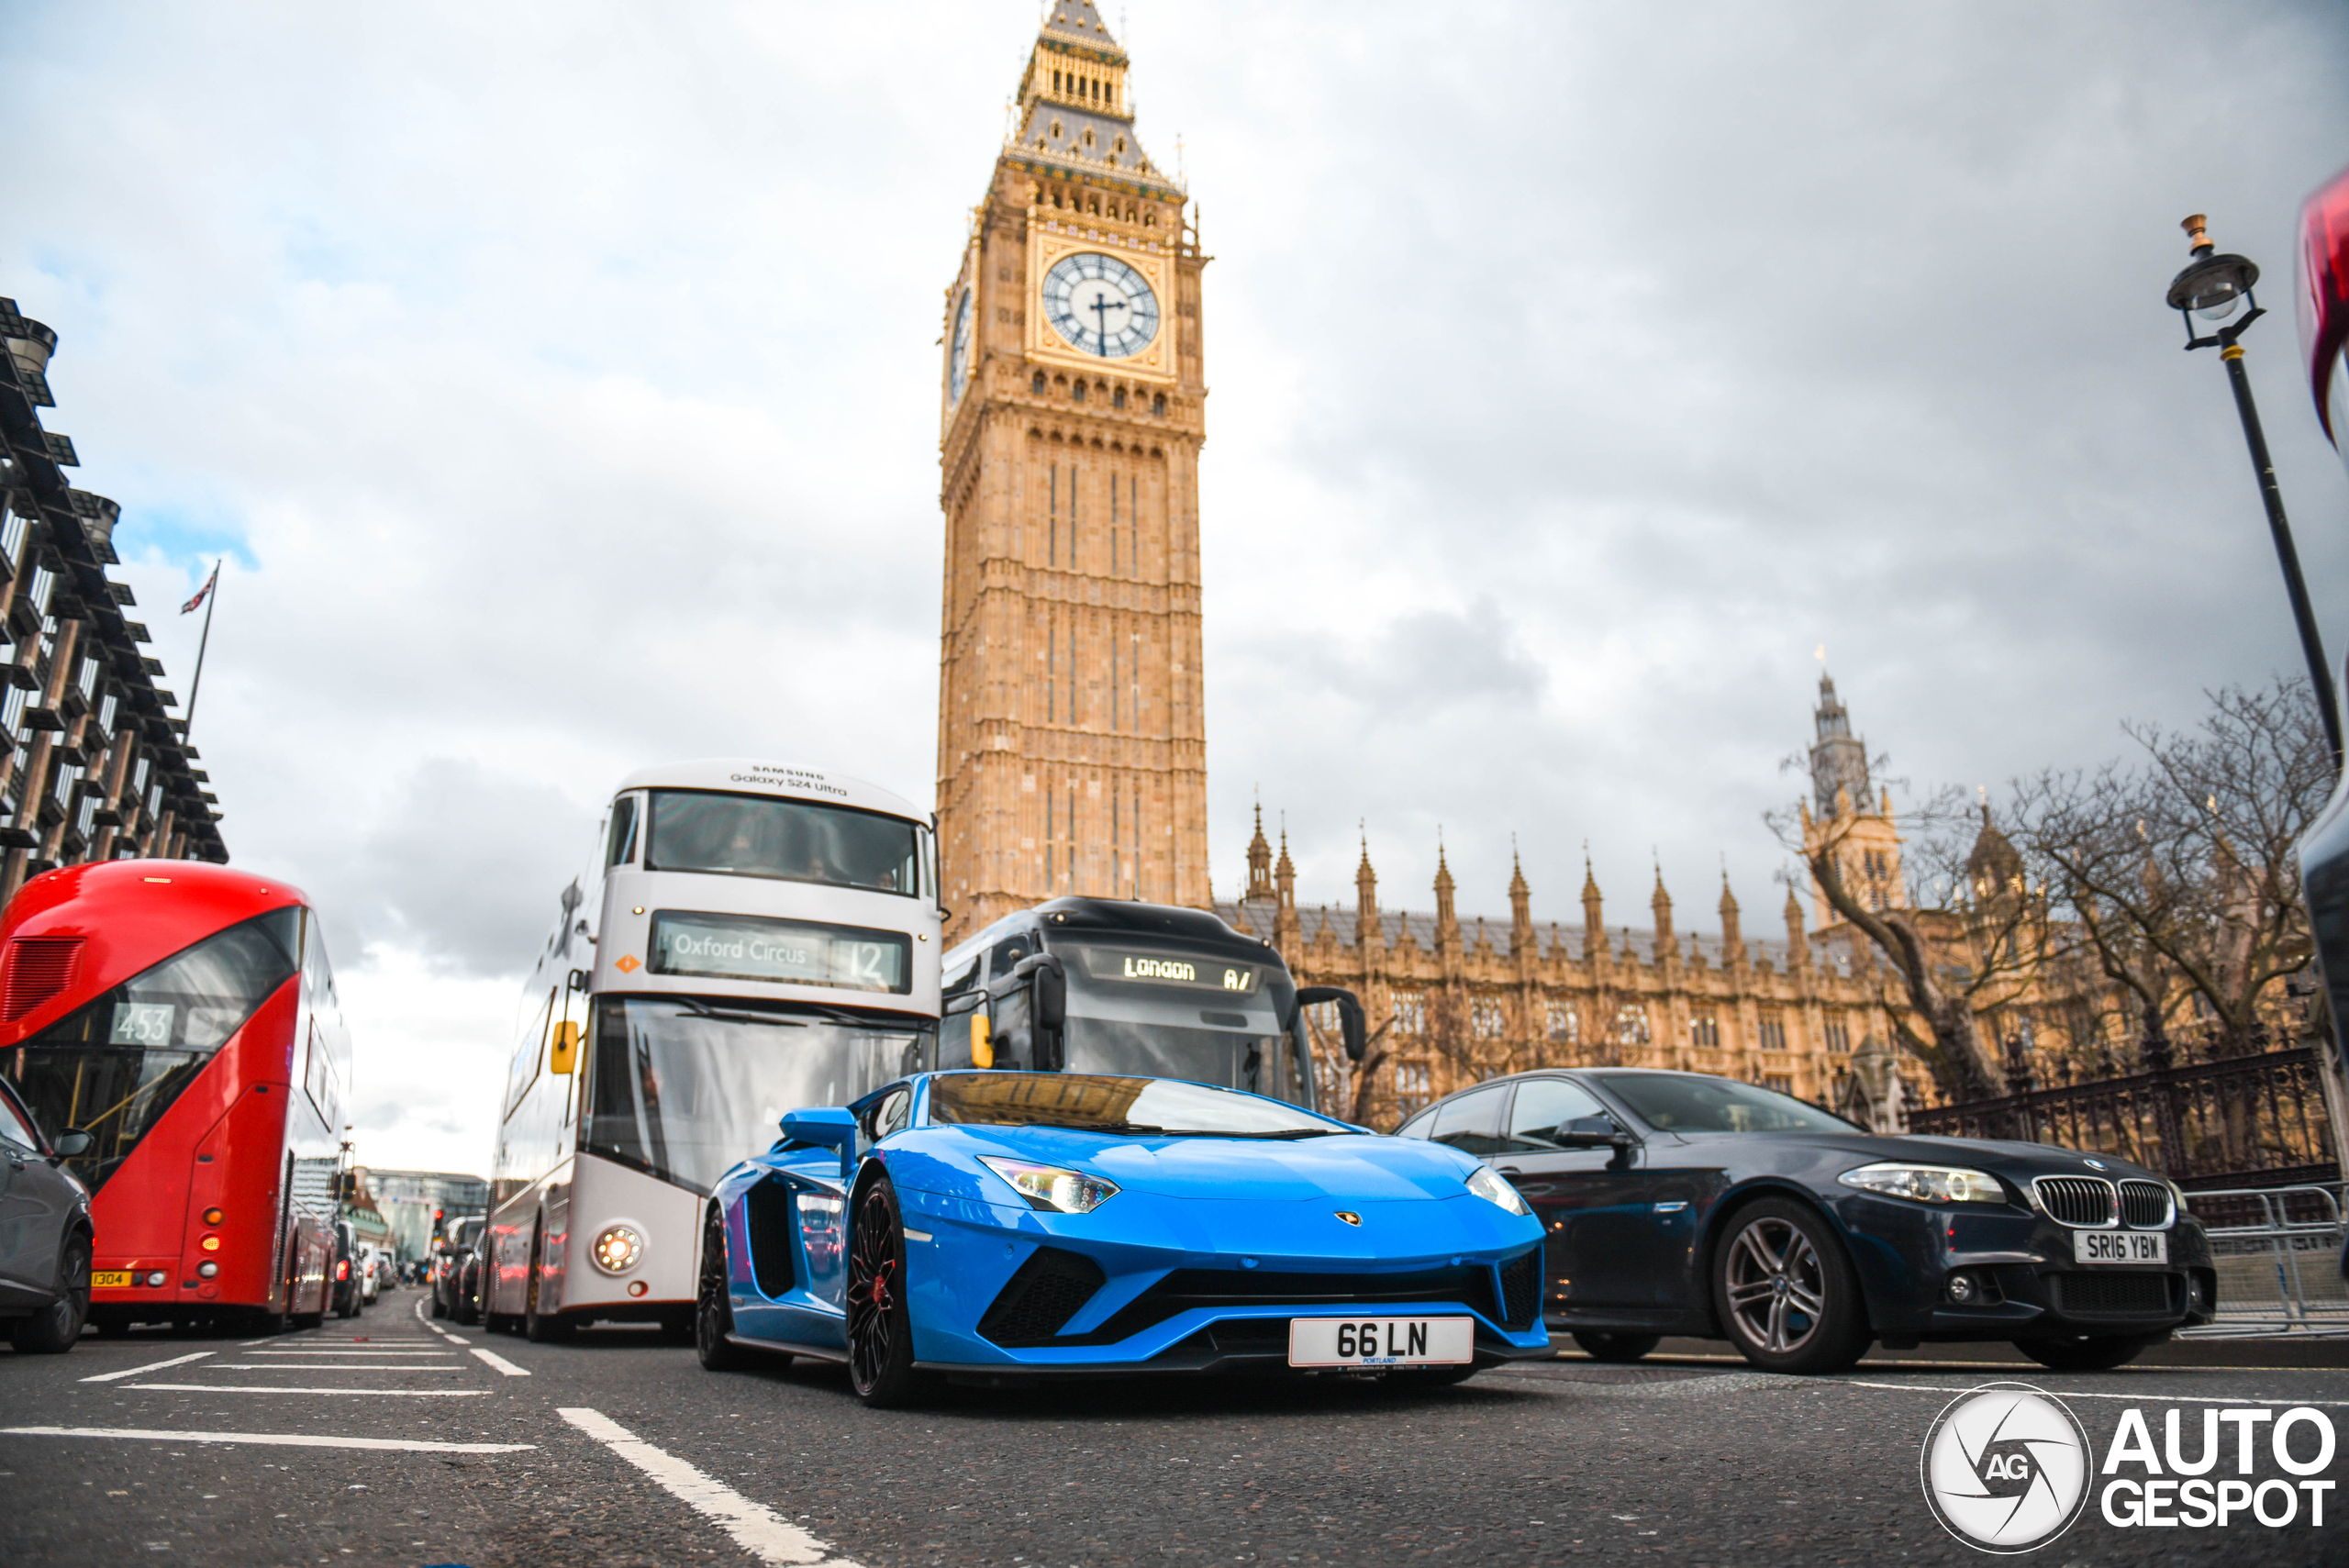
[934,1,1209,940]
[1799,671,1907,928]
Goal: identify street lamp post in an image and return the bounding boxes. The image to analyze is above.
[2167,214,2344,771]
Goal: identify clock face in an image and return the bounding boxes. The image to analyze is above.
[948,290,973,405]
[1041,252,1159,359]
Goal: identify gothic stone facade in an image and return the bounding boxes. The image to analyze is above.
[934,1,1210,943]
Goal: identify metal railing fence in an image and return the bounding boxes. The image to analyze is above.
[2181,1184,2347,1333]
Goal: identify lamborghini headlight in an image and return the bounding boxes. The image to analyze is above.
[1466,1164,1531,1217]
[1838,1162,2006,1205]
[978,1156,1119,1215]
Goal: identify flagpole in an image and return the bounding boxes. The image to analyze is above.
[183,562,219,739]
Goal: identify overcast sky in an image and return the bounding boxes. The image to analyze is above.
[7,2,2347,1173]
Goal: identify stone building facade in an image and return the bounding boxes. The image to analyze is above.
[933,1,1210,943]
[0,298,224,898]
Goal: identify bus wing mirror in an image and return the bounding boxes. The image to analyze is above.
[50,1129,91,1159]
[780,1106,860,1182]
[1296,986,1367,1062]
[1008,954,1067,1031]
[550,1019,581,1075]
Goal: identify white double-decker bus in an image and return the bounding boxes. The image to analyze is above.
[484,760,941,1340]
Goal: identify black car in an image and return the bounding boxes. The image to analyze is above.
[1398,1067,2215,1374]
[0,1073,95,1353]
[328,1219,364,1319]
[431,1217,486,1325]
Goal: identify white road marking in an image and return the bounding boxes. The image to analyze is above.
[218,1364,464,1373]
[1841,1379,2349,1407]
[560,1407,863,1567]
[244,1350,454,1357]
[471,1348,531,1377]
[123,1384,487,1397]
[0,1426,532,1454]
[79,1352,214,1385]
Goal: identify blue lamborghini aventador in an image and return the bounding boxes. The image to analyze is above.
[696,1070,1553,1405]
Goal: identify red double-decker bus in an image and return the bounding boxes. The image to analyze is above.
[0,862,351,1332]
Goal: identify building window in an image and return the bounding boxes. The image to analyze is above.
[1072,381,1085,404]
[1032,371,1047,395]
[1471,999,1504,1040]
[1391,992,1425,1036]
[1392,1062,1431,1118]
[1824,1017,1852,1052]
[1689,1011,1720,1050]
[1614,1006,1651,1046]
[1760,1012,1787,1051]
[1764,1073,1794,1095]
[1112,385,1127,410]
[1152,392,1166,416]
[1546,1003,1576,1043]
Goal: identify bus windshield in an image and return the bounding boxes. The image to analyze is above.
[1036,935,1306,1106]
[1,908,301,1192]
[583,995,933,1193]
[646,791,919,896]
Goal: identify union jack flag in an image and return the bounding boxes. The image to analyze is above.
[181,562,219,615]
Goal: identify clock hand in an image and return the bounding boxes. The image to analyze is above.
[1089,290,1126,354]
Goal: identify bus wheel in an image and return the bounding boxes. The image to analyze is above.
[845,1178,931,1408]
[696,1207,748,1371]
[524,1232,572,1344]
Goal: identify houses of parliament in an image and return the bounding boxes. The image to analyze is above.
[933,6,1998,1129]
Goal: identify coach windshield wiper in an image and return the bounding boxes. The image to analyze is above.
[674,998,876,1029]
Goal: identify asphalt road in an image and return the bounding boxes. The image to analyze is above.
[4,1288,2343,1567]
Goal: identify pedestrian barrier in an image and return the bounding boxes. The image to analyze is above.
[2181,1184,2348,1334]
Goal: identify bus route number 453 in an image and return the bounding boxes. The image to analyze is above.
[1288,1316,1473,1367]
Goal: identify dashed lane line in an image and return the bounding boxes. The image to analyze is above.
[122,1384,487,1396]
[560,1407,863,1568]
[1,1426,533,1454]
[1840,1378,2349,1406]
[78,1352,214,1385]
[217,1363,465,1372]
[471,1348,531,1377]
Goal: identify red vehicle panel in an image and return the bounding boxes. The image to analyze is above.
[2298,161,2349,454]
[0,861,351,1329]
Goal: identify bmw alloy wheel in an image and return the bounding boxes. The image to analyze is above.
[1724,1214,1827,1354]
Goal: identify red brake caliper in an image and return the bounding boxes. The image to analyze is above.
[871,1258,895,1312]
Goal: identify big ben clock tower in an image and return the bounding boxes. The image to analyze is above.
[935,0,1209,940]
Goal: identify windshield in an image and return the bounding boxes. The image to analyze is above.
[1601,1073,1860,1135]
[646,790,918,896]
[1,908,301,1193]
[929,1072,1343,1137]
[1040,935,1307,1105]
[584,995,934,1193]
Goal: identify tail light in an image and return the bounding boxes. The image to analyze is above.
[202,1207,224,1226]
[337,1259,350,1280]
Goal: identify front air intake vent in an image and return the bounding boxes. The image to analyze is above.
[978,1247,1107,1347]
[2053,1273,2174,1317]
[1498,1250,1542,1329]
[2118,1180,2173,1229]
[2033,1176,2116,1229]
[3,936,81,1020]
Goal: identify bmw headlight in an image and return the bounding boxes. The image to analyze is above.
[978,1156,1119,1215]
[1466,1164,1531,1217]
[1839,1162,2006,1205]
[591,1224,645,1274]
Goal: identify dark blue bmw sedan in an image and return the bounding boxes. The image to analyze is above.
[1397,1068,2216,1374]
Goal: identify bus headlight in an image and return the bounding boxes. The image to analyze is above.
[591,1225,645,1275]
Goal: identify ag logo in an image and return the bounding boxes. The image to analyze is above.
[1920,1382,2091,1552]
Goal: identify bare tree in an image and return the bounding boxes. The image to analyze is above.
[2013,677,2328,1051]
[1768,787,2064,1103]
[1308,1011,1397,1127]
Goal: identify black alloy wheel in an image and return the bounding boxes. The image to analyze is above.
[9,1231,91,1353]
[1713,1198,1870,1375]
[1573,1331,1662,1364]
[2013,1333,2154,1372]
[696,1206,747,1372]
[845,1178,928,1407]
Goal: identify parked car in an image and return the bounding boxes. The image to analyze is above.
[432,1217,486,1324]
[328,1220,364,1318]
[357,1245,381,1305]
[0,1074,95,1353]
[1399,1067,2217,1374]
